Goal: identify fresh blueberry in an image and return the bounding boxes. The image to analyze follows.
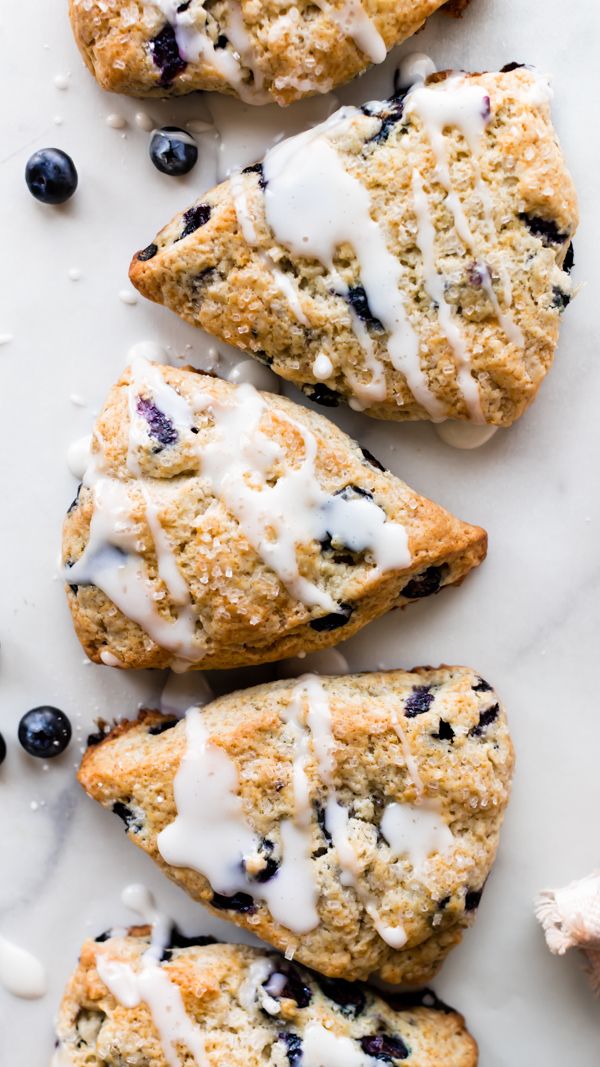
[360,446,386,472]
[211,891,255,913]
[137,243,158,262]
[0,733,6,765]
[346,286,384,331]
[404,685,434,718]
[469,704,499,737]
[264,963,312,1008]
[136,396,178,447]
[401,566,444,599]
[360,1034,410,1061]
[279,1033,303,1065]
[309,603,354,631]
[149,23,187,85]
[433,719,455,742]
[178,203,211,240]
[18,706,72,758]
[314,975,366,1016]
[149,127,198,176]
[465,887,484,911]
[302,383,341,407]
[25,148,78,205]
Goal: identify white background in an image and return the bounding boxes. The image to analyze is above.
[1,0,599,1062]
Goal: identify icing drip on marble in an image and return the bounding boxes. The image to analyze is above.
[264,124,444,418]
[0,935,47,999]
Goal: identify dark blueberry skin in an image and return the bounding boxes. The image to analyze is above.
[112,801,142,833]
[160,927,217,961]
[309,603,353,631]
[25,148,78,205]
[520,213,568,246]
[469,703,499,737]
[346,286,384,332]
[18,707,72,758]
[94,931,111,943]
[248,839,280,883]
[465,887,484,911]
[67,484,82,514]
[302,382,341,407]
[242,162,267,189]
[563,242,575,273]
[383,987,454,1015]
[500,62,525,73]
[148,718,178,736]
[552,287,571,312]
[472,677,492,693]
[360,1034,410,1061]
[360,446,386,472]
[401,566,443,599]
[150,23,187,84]
[264,963,312,1008]
[179,204,211,240]
[211,891,255,913]
[364,93,407,145]
[137,243,158,262]
[136,396,178,448]
[404,685,434,718]
[86,724,110,747]
[0,732,6,766]
[279,1033,303,1065]
[150,127,198,176]
[433,718,455,742]
[314,974,366,1016]
[316,804,332,844]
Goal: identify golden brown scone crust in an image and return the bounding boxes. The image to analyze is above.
[130,67,578,427]
[78,667,513,983]
[62,365,486,671]
[69,0,450,105]
[55,935,479,1066]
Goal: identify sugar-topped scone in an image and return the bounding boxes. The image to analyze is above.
[77,668,513,982]
[54,934,479,1066]
[130,66,578,427]
[62,362,486,671]
[68,0,456,106]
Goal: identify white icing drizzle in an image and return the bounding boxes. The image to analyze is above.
[406,78,525,360]
[238,958,280,1015]
[230,170,309,326]
[65,361,410,661]
[381,800,455,870]
[302,1022,374,1066]
[435,421,498,450]
[0,935,47,999]
[157,707,319,934]
[152,0,268,104]
[66,434,92,479]
[312,353,334,380]
[412,168,485,423]
[397,52,437,89]
[264,123,444,418]
[313,0,386,64]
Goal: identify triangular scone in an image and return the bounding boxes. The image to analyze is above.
[77,667,513,983]
[54,936,479,1067]
[62,363,486,671]
[69,0,451,106]
[130,66,578,426]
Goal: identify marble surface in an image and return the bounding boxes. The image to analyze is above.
[1,0,599,1062]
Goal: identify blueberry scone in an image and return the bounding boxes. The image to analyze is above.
[54,935,478,1066]
[62,362,486,671]
[77,668,513,983]
[130,66,578,427]
[68,0,456,106]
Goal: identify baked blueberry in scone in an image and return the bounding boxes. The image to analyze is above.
[130,66,578,427]
[53,935,479,1066]
[68,0,455,106]
[62,362,486,671]
[77,667,513,983]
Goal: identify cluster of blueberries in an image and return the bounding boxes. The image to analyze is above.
[25,126,199,204]
[0,707,72,764]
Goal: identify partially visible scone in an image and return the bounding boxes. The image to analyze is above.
[78,667,514,983]
[62,362,486,671]
[130,66,578,426]
[54,934,478,1066]
[69,0,452,105]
